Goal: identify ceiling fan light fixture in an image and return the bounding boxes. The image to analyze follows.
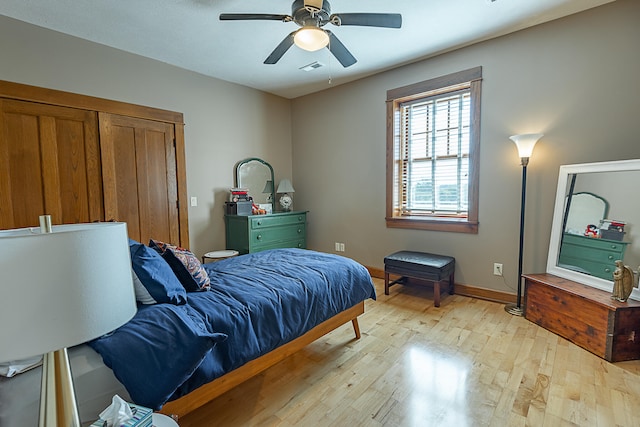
[294,27,329,51]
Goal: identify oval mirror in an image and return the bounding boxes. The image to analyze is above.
[235,158,275,212]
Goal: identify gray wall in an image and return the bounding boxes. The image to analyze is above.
[291,0,640,293]
[0,15,293,257]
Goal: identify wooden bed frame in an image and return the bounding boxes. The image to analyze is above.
[161,301,364,418]
[0,80,369,420]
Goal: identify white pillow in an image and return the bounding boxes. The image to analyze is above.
[132,270,157,305]
[0,355,43,377]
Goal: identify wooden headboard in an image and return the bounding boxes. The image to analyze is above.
[0,80,190,248]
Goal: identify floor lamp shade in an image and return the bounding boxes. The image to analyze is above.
[0,222,136,426]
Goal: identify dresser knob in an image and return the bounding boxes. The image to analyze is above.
[257,221,262,226]
[298,216,303,221]
[257,234,262,240]
[611,245,617,249]
[297,228,302,234]
[608,255,614,260]
[297,243,303,248]
[605,268,611,273]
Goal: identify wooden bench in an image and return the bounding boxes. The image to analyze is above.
[384,251,455,307]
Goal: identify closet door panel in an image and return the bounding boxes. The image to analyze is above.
[100,112,179,245]
[0,99,101,229]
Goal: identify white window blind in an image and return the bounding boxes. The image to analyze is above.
[399,88,471,217]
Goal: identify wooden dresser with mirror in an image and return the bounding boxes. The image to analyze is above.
[525,159,640,362]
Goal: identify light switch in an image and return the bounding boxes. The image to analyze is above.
[190,196,198,207]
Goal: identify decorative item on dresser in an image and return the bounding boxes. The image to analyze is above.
[276,178,295,212]
[225,210,307,254]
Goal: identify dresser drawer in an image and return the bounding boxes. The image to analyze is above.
[251,224,305,245]
[558,254,615,280]
[250,213,306,229]
[562,234,626,252]
[252,238,306,252]
[560,243,622,264]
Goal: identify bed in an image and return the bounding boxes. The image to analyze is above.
[0,245,375,425]
[0,82,375,424]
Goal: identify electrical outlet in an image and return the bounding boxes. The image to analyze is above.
[493,263,503,276]
[339,243,345,252]
[190,196,198,207]
[335,242,345,252]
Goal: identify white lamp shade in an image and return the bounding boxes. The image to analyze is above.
[294,27,329,51]
[276,179,295,194]
[510,133,543,159]
[0,222,136,362]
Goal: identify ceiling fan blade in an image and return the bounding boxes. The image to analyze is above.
[326,31,357,68]
[330,13,402,28]
[264,32,296,64]
[220,14,291,22]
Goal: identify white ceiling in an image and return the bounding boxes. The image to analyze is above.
[0,0,614,99]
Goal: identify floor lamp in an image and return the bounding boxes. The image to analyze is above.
[505,133,543,316]
[0,220,136,426]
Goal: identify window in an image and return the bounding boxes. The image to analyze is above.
[386,67,482,233]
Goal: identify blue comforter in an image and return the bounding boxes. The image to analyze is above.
[90,249,376,410]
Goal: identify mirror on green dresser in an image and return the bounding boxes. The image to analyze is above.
[235,157,276,212]
[547,159,640,300]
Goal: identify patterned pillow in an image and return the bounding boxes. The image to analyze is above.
[149,239,211,292]
[128,239,187,305]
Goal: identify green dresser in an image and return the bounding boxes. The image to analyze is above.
[225,211,307,254]
[559,233,629,280]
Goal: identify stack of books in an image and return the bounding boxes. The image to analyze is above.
[230,187,251,203]
[599,219,626,241]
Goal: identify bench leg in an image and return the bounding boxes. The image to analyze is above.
[385,271,390,295]
[434,281,441,307]
[449,272,455,295]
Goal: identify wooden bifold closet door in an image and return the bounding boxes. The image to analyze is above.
[0,79,189,248]
[0,99,103,228]
[99,112,180,246]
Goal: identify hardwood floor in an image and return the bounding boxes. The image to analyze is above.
[177,279,640,426]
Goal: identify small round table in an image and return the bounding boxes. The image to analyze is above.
[152,413,179,426]
[201,249,239,264]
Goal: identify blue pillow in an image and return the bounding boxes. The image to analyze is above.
[149,239,210,292]
[89,304,227,409]
[128,239,187,305]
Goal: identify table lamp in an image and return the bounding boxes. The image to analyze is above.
[262,180,274,203]
[0,219,136,426]
[276,179,295,211]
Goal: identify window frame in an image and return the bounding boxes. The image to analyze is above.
[386,67,482,233]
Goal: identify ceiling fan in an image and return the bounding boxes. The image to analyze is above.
[220,0,402,68]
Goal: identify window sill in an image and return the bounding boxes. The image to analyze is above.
[386,216,478,234]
